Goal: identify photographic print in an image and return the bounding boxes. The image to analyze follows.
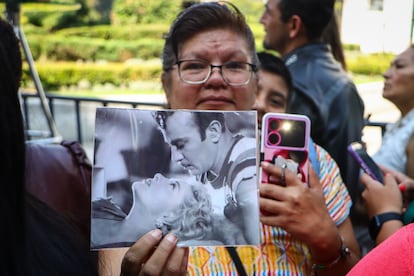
[91,108,260,249]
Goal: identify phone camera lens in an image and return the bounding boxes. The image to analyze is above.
[268,119,280,131]
[267,132,280,145]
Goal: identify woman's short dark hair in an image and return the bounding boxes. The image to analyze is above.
[162,1,258,71]
[278,0,335,40]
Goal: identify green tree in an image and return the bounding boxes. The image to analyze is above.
[112,0,179,25]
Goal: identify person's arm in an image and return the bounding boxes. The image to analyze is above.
[348,224,414,276]
[99,230,188,276]
[360,173,404,244]
[259,162,360,275]
[310,218,361,276]
[379,165,414,203]
[405,135,414,179]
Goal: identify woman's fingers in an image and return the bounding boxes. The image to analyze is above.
[121,229,164,275]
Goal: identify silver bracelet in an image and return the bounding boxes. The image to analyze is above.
[312,236,350,274]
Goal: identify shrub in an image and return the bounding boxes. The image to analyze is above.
[23,62,163,90]
[54,24,168,40]
[26,34,164,62]
[347,53,393,75]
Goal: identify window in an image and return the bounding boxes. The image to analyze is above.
[369,0,383,11]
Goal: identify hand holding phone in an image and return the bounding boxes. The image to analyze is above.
[347,142,384,183]
[260,113,310,184]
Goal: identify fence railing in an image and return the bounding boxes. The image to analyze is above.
[21,92,166,144]
[20,92,388,145]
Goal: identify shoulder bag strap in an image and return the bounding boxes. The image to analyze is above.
[226,246,247,276]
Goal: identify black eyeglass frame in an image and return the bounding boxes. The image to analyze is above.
[175,59,257,86]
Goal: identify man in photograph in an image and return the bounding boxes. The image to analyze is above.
[153,110,259,244]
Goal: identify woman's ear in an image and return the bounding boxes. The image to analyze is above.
[207,120,222,143]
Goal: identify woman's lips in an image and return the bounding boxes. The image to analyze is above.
[197,97,234,107]
[383,83,391,91]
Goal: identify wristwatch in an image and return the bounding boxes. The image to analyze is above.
[369,212,403,240]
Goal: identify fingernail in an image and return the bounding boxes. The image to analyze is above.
[399,184,406,192]
[151,229,162,239]
[261,161,269,168]
[165,233,177,243]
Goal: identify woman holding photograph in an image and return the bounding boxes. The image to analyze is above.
[104,2,360,275]
[92,173,245,248]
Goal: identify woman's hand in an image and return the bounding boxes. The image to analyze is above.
[360,172,405,244]
[361,172,403,217]
[121,229,188,276]
[259,162,339,252]
[380,165,414,206]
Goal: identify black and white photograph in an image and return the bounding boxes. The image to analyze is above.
[91,108,260,249]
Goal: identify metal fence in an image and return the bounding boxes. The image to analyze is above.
[20,92,387,146]
[20,92,166,145]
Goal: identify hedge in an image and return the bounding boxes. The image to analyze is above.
[23,62,162,90]
[54,24,169,40]
[22,51,393,92]
[347,53,394,75]
[26,34,164,61]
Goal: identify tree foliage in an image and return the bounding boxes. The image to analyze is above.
[111,0,180,25]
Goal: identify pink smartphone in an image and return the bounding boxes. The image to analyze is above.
[260,113,311,184]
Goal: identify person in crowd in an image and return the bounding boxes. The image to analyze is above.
[259,0,368,254]
[153,110,259,245]
[92,173,246,248]
[346,169,414,275]
[260,0,364,212]
[357,160,414,242]
[372,45,414,179]
[0,15,186,276]
[347,222,414,275]
[102,3,360,275]
[255,51,360,274]
[0,17,99,275]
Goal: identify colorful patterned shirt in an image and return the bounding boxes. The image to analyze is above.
[187,144,352,275]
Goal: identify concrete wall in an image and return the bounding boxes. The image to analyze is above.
[341,0,413,53]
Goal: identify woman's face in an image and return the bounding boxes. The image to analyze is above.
[132,173,193,219]
[383,47,414,114]
[162,29,257,111]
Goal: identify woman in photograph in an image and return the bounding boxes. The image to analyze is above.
[92,173,246,248]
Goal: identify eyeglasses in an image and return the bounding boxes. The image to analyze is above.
[175,59,257,86]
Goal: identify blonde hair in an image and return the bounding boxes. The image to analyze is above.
[156,184,213,240]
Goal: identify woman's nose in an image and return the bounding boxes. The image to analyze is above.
[383,67,391,79]
[254,96,265,112]
[206,67,226,84]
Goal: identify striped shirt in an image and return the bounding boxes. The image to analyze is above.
[187,144,351,275]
